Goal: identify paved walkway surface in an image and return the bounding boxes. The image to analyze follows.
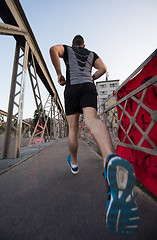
[0,138,157,240]
[0,140,55,174]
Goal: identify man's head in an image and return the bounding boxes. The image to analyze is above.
[72,35,85,47]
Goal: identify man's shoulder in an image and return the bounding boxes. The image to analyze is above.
[63,44,70,49]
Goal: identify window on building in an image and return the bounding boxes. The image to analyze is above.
[100,98,106,102]
[100,91,107,95]
[110,83,118,87]
[99,84,107,88]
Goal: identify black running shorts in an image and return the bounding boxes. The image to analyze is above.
[64,83,97,115]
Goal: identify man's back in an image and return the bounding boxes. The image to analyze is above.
[63,45,99,85]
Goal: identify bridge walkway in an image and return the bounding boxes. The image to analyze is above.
[0,138,157,240]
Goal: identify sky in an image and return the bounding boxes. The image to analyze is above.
[0,0,157,119]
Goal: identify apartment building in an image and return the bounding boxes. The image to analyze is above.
[96,78,119,112]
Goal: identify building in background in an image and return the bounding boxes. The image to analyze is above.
[96,73,119,113]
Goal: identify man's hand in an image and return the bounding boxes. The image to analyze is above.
[58,74,66,86]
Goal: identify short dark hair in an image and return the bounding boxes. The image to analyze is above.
[72,35,84,46]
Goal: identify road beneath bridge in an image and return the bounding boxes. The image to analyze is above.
[0,138,157,240]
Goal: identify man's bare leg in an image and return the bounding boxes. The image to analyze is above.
[83,107,115,167]
[66,113,80,165]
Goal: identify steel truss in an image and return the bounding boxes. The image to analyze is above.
[0,0,67,159]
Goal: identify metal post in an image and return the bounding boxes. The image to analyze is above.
[28,53,50,141]
[100,103,106,123]
[63,121,65,138]
[14,41,29,158]
[2,42,20,159]
[59,112,62,138]
[60,116,62,138]
[50,96,53,140]
[57,108,60,138]
[64,123,66,138]
[53,97,56,139]
[38,98,53,146]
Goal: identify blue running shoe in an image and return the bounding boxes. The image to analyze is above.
[67,155,79,174]
[104,154,140,235]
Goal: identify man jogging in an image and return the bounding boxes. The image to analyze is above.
[49,35,139,234]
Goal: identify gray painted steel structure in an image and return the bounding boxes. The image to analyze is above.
[0,0,67,159]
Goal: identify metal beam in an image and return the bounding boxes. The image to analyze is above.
[0,22,26,36]
[2,42,20,159]
[14,40,29,158]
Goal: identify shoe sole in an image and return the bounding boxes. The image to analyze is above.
[106,157,140,235]
[67,155,79,175]
[71,168,79,174]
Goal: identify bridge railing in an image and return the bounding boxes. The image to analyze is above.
[80,49,157,198]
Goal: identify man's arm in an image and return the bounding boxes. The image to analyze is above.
[92,58,107,81]
[49,45,66,86]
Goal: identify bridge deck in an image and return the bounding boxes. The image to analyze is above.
[0,138,157,240]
